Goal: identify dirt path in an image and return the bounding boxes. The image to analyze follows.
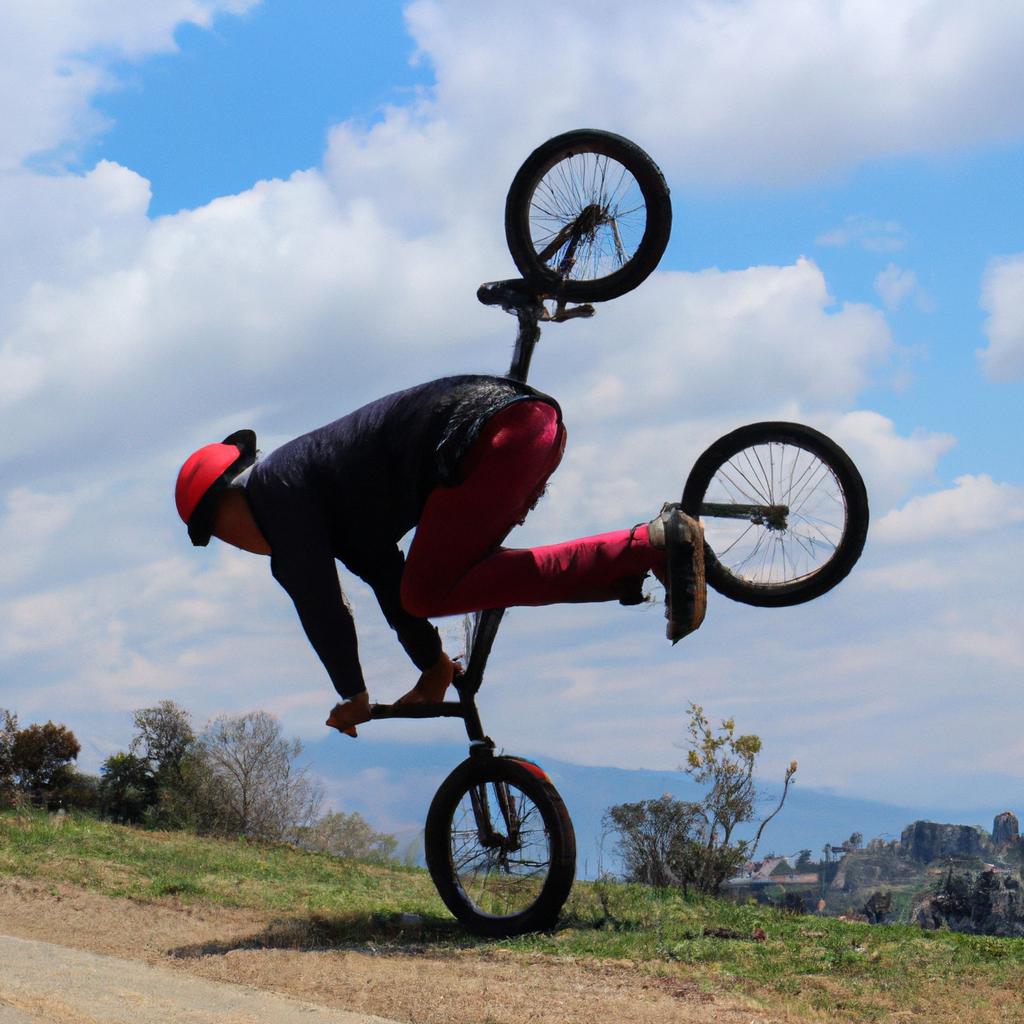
[0,880,784,1024]
[0,933,396,1024]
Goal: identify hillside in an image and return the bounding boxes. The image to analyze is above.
[305,735,1005,875]
[2,809,1024,1023]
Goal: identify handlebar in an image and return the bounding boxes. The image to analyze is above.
[370,700,465,719]
[370,693,490,746]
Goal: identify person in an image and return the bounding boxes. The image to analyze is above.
[174,375,705,737]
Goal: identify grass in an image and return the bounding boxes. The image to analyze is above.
[0,808,442,917]
[2,808,1023,1022]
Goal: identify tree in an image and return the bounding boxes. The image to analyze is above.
[298,811,398,862]
[198,711,322,841]
[683,703,797,895]
[99,752,154,824]
[57,770,100,812]
[123,700,200,827]
[795,849,814,871]
[130,700,195,783]
[604,704,797,897]
[603,795,702,888]
[10,721,81,805]
[0,709,18,805]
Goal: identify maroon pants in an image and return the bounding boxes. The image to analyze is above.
[401,400,664,618]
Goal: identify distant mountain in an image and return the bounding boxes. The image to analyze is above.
[305,735,1002,879]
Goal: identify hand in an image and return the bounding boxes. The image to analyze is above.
[395,652,461,705]
[326,692,371,737]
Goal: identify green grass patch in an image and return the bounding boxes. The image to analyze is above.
[0,808,443,917]
[2,809,1023,1022]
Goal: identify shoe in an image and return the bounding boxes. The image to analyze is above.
[611,573,647,606]
[648,503,706,643]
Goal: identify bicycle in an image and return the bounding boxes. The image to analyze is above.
[369,129,869,938]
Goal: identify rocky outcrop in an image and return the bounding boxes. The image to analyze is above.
[912,869,1024,937]
[900,820,987,863]
[830,848,921,892]
[993,811,1020,847]
[863,890,893,924]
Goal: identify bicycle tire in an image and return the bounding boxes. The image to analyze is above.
[425,755,576,938]
[681,422,869,607]
[504,129,672,303]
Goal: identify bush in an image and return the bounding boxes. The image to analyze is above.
[605,704,797,896]
[296,811,398,862]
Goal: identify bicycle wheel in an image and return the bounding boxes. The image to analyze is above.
[425,755,576,938]
[681,422,869,607]
[504,129,672,303]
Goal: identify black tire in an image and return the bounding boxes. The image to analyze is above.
[425,755,576,938]
[504,129,672,303]
[681,422,869,607]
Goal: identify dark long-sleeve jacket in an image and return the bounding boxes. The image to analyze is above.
[244,375,560,698]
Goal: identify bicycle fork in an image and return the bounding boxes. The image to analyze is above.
[469,780,523,856]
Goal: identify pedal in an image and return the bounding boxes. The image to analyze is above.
[546,302,595,323]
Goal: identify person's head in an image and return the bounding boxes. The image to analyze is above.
[175,430,262,549]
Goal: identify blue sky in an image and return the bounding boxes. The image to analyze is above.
[2,0,1023,826]
[78,0,1024,480]
[76,2,428,214]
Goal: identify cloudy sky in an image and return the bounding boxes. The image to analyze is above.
[1,0,1022,814]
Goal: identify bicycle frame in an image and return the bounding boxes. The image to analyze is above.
[368,280,796,744]
[368,281,548,752]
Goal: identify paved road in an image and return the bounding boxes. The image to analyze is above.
[0,934,400,1024]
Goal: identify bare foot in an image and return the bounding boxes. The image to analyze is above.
[325,692,371,737]
[396,652,459,705]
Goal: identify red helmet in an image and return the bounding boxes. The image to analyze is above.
[175,429,257,546]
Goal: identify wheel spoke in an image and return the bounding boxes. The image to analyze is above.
[448,779,554,918]
[701,439,853,588]
[528,150,646,282]
[717,461,770,505]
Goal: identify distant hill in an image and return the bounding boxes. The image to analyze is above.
[305,735,1001,879]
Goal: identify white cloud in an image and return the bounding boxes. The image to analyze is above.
[818,217,908,252]
[1,163,897,496]
[0,119,944,794]
[979,253,1024,380]
[858,556,953,593]
[406,0,1024,186]
[561,260,892,420]
[875,474,1024,543]
[1,0,1022,809]
[821,410,954,514]
[874,262,930,312]
[0,487,82,589]
[949,624,1024,672]
[0,1,259,172]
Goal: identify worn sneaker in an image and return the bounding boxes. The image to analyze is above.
[648,503,706,643]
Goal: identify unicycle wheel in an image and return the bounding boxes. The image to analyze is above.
[424,755,576,937]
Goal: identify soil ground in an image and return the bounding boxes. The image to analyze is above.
[0,879,784,1024]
